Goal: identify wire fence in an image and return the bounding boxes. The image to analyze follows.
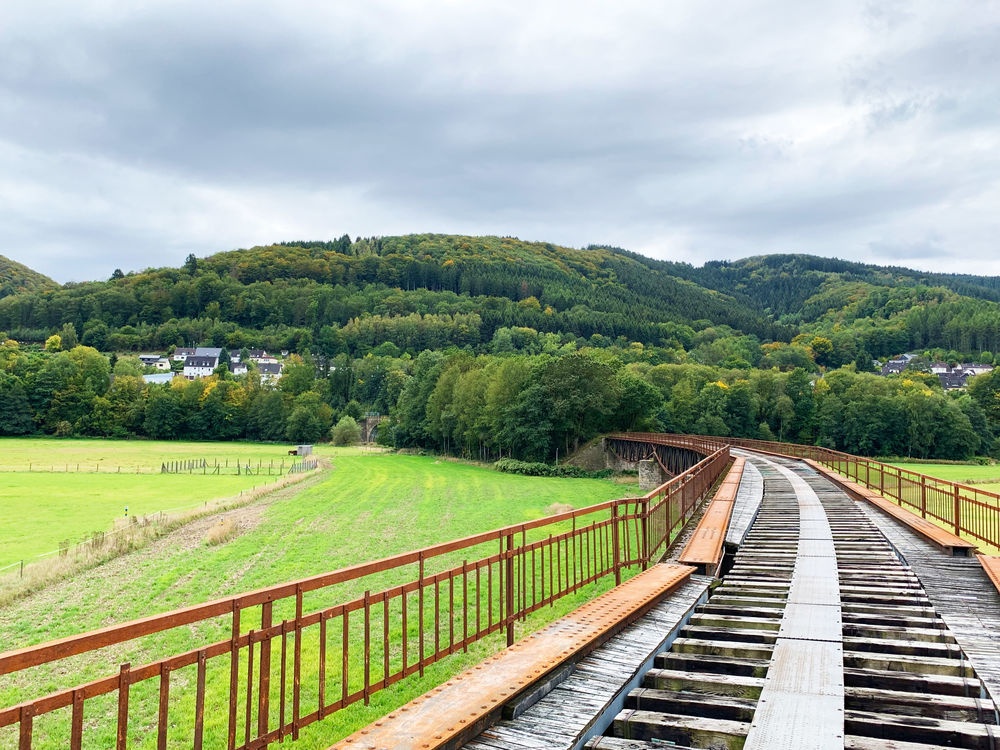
[0,457,312,476]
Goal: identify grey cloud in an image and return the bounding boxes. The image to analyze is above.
[1,0,999,282]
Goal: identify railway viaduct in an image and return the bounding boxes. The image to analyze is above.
[3,434,1000,750]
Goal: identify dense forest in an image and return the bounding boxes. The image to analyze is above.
[2,235,1000,461]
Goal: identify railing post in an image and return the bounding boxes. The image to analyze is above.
[953,486,962,536]
[418,553,425,676]
[640,497,650,569]
[611,503,622,586]
[228,603,240,750]
[504,531,515,646]
[258,601,272,740]
[666,488,673,544]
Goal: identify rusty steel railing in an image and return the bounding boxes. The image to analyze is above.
[0,446,728,750]
[616,432,1000,553]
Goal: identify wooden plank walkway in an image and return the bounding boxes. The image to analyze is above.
[334,563,696,750]
[677,457,746,575]
[846,482,1000,710]
[463,577,711,750]
[742,458,843,750]
[727,455,763,547]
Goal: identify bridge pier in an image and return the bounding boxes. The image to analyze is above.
[602,437,705,490]
[638,459,666,492]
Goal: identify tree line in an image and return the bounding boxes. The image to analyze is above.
[3,338,998,462]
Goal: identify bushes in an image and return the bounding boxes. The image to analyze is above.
[493,458,613,479]
[330,415,362,446]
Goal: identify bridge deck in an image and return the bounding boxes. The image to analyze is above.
[334,563,695,750]
[342,449,1000,750]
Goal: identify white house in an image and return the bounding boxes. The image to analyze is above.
[183,354,220,379]
[258,361,283,384]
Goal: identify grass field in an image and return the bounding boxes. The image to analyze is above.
[0,438,309,569]
[0,443,637,749]
[888,461,1000,493]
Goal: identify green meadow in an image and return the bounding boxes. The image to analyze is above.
[0,442,636,749]
[0,439,308,569]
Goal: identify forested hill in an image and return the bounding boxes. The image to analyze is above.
[679,254,1000,316]
[3,235,1000,362]
[0,255,58,299]
[0,235,789,352]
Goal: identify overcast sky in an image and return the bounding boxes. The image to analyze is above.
[2,0,998,283]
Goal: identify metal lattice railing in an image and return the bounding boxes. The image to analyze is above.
[0,445,728,750]
[617,432,1000,553]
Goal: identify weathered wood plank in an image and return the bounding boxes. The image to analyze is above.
[613,709,750,746]
[846,708,997,746]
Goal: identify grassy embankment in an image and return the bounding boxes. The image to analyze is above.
[0,441,638,749]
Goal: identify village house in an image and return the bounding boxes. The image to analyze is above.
[182,347,224,379]
[257,361,283,383]
[878,354,994,390]
[248,349,278,364]
[138,354,171,370]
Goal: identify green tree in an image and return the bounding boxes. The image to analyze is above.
[247,389,288,442]
[331,415,362,446]
[144,385,183,439]
[968,370,1000,430]
[0,373,34,435]
[60,323,79,349]
[280,356,316,397]
[613,370,663,431]
[286,392,334,443]
[541,353,618,456]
